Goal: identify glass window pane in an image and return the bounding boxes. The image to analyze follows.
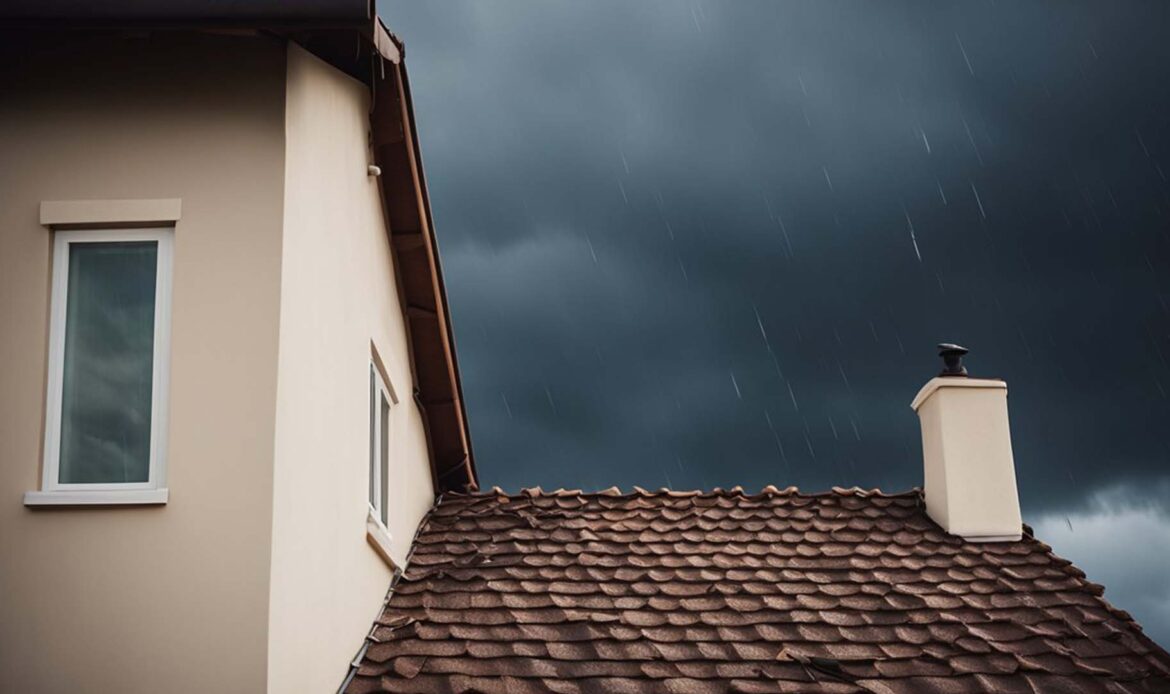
[380,393,390,526]
[58,241,158,484]
[369,366,377,510]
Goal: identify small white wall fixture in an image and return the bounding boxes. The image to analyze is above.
[911,377,1023,542]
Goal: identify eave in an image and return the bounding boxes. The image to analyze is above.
[367,24,479,493]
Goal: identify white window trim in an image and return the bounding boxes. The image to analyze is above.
[25,227,174,507]
[24,489,170,506]
[366,507,398,570]
[368,361,393,535]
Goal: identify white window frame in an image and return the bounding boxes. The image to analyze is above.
[369,361,394,530]
[25,227,174,506]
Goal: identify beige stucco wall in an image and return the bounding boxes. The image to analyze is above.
[266,44,437,693]
[0,32,287,693]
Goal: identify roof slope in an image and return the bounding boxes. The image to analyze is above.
[346,487,1170,693]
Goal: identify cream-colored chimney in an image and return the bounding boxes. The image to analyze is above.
[911,344,1022,542]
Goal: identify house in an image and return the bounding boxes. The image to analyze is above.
[0,3,474,692]
[1,4,1167,694]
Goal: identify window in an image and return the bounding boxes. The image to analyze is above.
[366,353,399,567]
[30,227,173,504]
[369,362,393,527]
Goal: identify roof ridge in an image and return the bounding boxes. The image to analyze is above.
[447,485,923,500]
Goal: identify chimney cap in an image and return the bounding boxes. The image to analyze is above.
[937,343,969,377]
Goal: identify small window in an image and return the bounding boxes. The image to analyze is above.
[369,362,393,527]
[40,228,173,495]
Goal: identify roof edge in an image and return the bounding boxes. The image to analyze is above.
[447,485,923,500]
[367,21,477,493]
[0,1,375,25]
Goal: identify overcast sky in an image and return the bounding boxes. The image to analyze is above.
[382,0,1170,646]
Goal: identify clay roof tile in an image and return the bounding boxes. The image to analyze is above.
[345,488,1170,693]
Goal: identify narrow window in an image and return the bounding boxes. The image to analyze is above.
[42,228,173,492]
[379,393,390,526]
[369,366,378,511]
[369,362,392,527]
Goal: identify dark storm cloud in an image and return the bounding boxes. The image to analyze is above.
[383,0,1170,636]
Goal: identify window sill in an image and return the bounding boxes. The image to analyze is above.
[23,488,169,507]
[366,510,399,571]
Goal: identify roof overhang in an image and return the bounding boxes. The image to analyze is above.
[0,1,377,25]
[1,3,478,493]
[0,1,399,75]
[367,22,479,494]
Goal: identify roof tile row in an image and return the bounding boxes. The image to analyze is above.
[346,487,1170,693]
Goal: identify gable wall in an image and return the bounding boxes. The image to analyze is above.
[267,42,437,693]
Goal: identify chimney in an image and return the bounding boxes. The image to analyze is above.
[911,344,1023,542]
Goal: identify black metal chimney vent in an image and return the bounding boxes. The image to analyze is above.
[938,343,969,377]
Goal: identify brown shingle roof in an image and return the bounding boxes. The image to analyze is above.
[345,487,1170,693]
